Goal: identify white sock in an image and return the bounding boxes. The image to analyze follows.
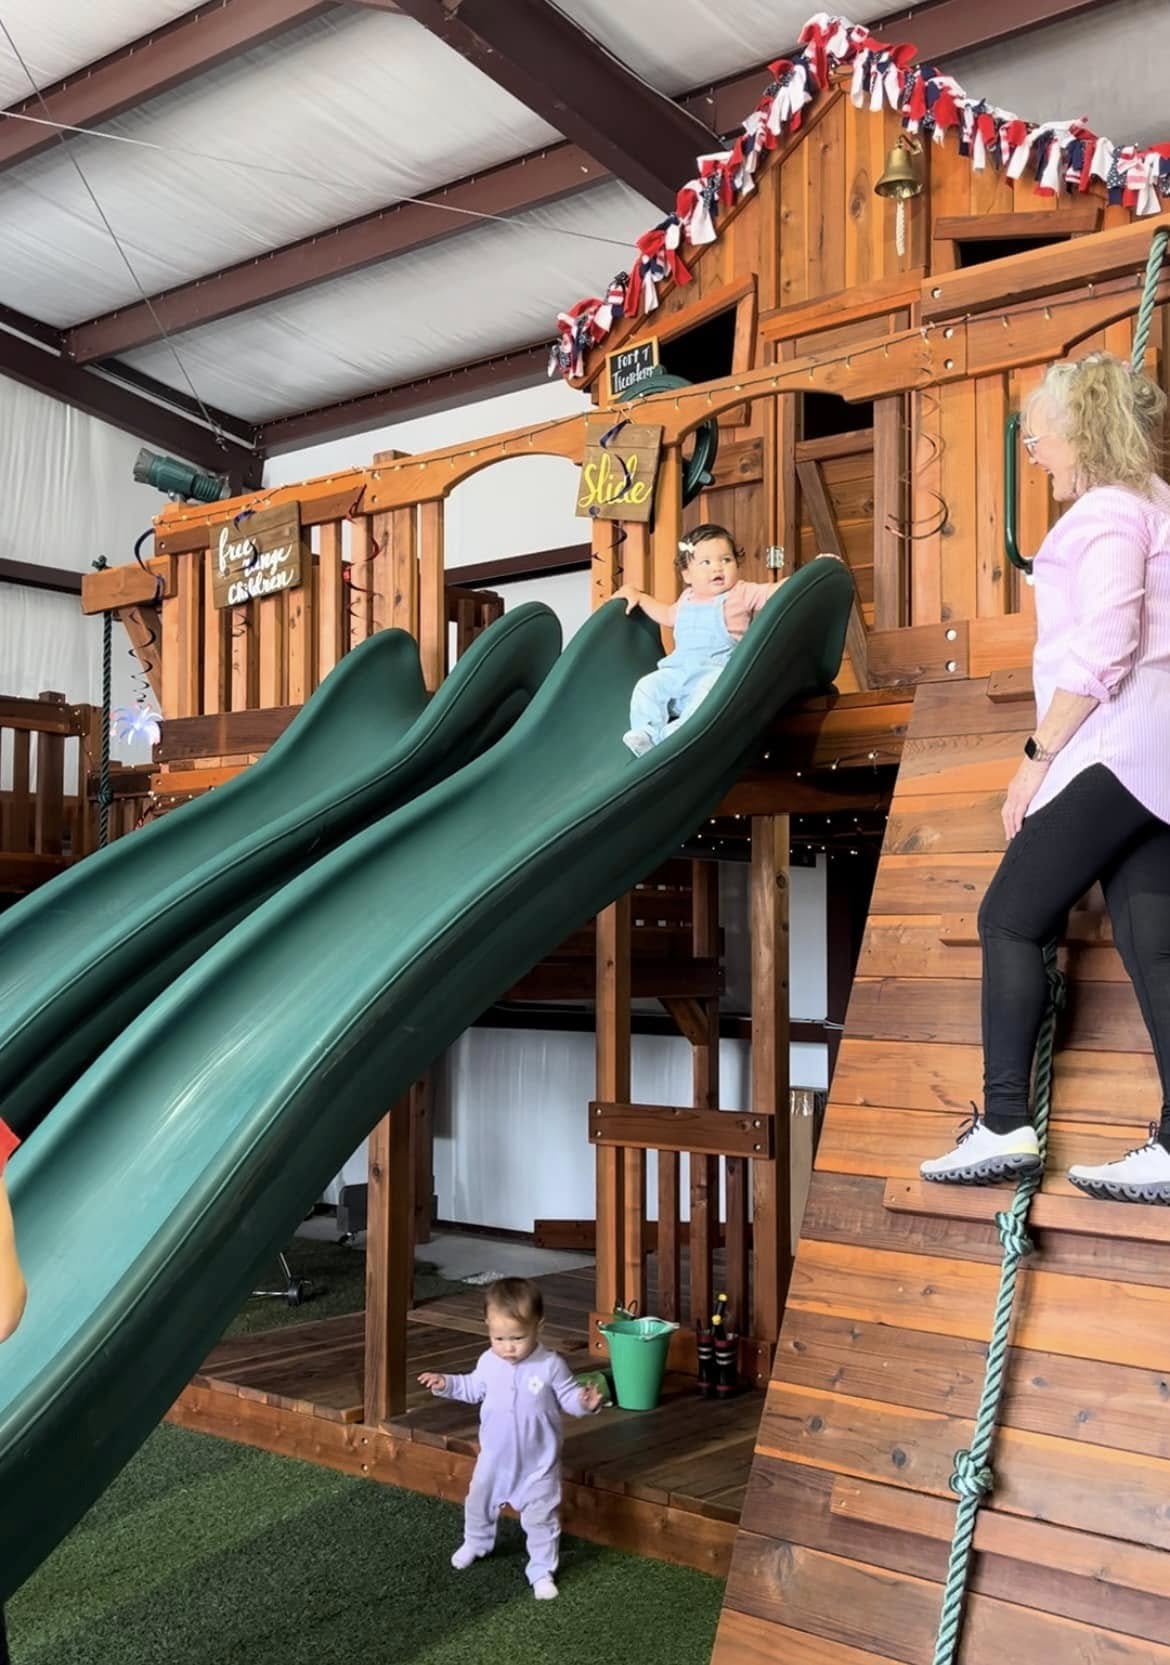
[451,1543,481,1570]
[533,1576,558,1600]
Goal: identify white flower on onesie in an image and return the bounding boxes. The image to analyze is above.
[526,1372,546,1396]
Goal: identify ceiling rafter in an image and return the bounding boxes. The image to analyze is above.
[65,143,603,363]
[0,307,262,485]
[0,0,336,173]
[379,0,721,213]
[258,342,550,453]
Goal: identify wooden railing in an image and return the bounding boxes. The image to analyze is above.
[0,693,100,892]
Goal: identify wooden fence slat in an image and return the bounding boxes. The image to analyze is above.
[11,729,31,852]
[202,550,230,715]
[257,592,287,710]
[391,506,418,635]
[317,521,345,679]
[417,501,446,692]
[287,550,316,705]
[690,861,719,1329]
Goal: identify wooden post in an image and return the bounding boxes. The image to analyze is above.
[689,860,720,1329]
[417,500,446,691]
[411,1072,434,1251]
[649,445,683,630]
[750,814,791,1342]
[595,896,631,1319]
[363,1092,413,1425]
[32,692,66,856]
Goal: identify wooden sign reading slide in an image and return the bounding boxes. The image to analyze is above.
[606,335,659,401]
[210,501,305,610]
[576,417,663,524]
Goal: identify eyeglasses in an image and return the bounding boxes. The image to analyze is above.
[1021,431,1045,454]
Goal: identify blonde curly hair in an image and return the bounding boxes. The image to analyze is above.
[1027,351,1166,496]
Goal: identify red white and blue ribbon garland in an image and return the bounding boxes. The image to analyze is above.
[549,9,1170,380]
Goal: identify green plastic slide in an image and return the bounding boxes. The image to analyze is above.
[0,557,852,1597]
[0,604,561,1141]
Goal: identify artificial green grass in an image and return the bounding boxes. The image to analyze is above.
[222,1236,465,1337]
[9,1425,723,1665]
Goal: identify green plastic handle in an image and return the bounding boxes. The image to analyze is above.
[1004,411,1034,575]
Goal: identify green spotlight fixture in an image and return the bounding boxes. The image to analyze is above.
[132,448,227,504]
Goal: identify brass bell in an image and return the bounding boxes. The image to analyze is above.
[875,135,925,200]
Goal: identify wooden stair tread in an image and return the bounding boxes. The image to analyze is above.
[883,1178,1170,1243]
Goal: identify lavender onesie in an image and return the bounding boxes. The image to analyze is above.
[432,1344,593,1584]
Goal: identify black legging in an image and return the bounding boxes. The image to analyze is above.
[980,765,1170,1145]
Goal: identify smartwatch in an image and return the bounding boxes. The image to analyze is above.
[1024,736,1056,762]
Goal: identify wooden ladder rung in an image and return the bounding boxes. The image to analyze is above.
[883,1178,1170,1243]
[937,911,1115,948]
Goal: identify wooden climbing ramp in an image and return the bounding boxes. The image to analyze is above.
[713,671,1170,1665]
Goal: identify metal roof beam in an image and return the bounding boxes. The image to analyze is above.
[65,143,602,363]
[0,0,334,173]
[258,342,549,453]
[381,0,721,212]
[0,316,263,486]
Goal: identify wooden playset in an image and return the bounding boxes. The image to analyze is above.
[6,45,1170,1664]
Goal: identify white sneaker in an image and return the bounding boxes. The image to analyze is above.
[1067,1125,1170,1204]
[451,1543,485,1570]
[623,729,654,757]
[533,1576,558,1600]
[920,1110,1041,1185]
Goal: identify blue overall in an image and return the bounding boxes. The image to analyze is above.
[628,592,736,746]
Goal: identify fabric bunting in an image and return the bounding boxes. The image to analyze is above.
[549,8,1170,380]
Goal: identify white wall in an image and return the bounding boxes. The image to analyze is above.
[0,373,172,765]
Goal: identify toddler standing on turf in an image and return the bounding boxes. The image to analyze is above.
[418,1277,601,1601]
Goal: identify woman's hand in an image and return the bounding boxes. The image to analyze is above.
[613,584,643,615]
[1002,759,1051,840]
[579,1383,603,1413]
[418,1371,447,1392]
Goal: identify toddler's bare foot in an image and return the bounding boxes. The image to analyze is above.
[451,1543,484,1571]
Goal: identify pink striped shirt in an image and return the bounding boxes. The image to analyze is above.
[1028,479,1170,822]
[667,579,776,640]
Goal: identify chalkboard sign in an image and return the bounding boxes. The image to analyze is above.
[606,336,660,401]
[210,501,305,610]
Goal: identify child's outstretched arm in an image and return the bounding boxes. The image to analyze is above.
[613,585,678,628]
[419,1360,488,1404]
[546,1352,601,1417]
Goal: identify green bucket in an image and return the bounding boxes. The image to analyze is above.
[598,1316,679,1411]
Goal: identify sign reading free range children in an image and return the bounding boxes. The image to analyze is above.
[211,501,305,610]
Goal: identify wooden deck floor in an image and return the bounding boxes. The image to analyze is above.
[169,1264,761,1575]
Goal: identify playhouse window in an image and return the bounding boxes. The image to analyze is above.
[955,233,1071,269]
[802,391,874,441]
[659,306,737,387]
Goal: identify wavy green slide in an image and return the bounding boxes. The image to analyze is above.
[0,557,851,1597]
[0,603,561,1141]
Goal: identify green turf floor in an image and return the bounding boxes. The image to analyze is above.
[222,1233,464,1338]
[8,1425,723,1665]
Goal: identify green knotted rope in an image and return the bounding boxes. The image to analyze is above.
[92,556,113,850]
[930,942,1066,1665]
[1130,224,1169,377]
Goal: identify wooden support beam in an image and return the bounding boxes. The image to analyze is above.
[0,557,81,596]
[594,897,631,1325]
[589,1102,775,1160]
[388,0,719,212]
[690,862,721,1330]
[795,460,871,690]
[933,206,1103,243]
[884,1178,1170,1244]
[363,1092,413,1424]
[750,814,791,1341]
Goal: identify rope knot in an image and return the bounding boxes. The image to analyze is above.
[1045,964,1067,1013]
[949,1448,994,1499]
[994,1210,1033,1258]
